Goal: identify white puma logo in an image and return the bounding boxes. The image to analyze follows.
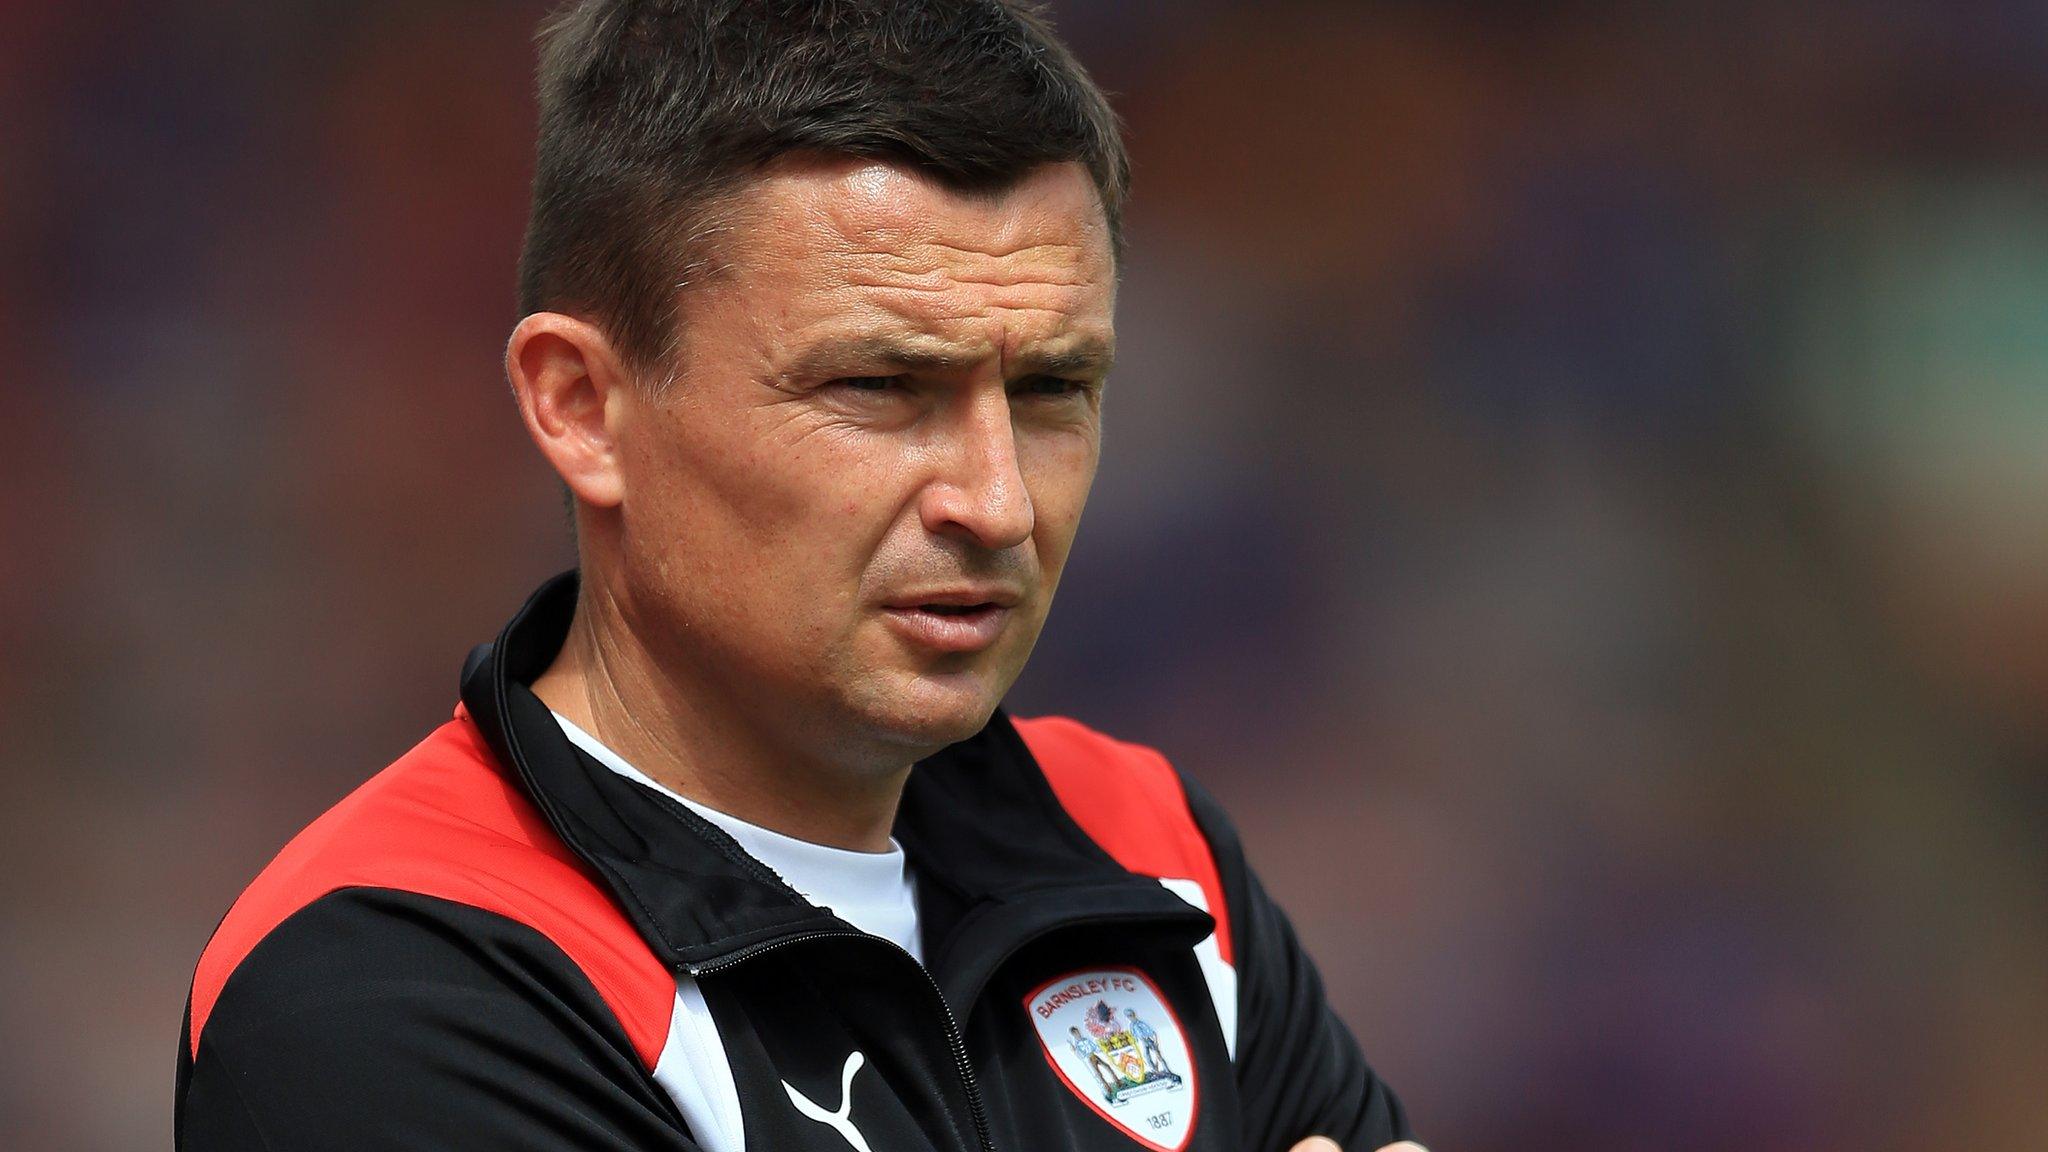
[782,1051,874,1152]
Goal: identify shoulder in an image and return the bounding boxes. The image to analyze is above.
[1012,714,1185,826]
[186,709,673,1068]
[1013,715,1234,947]
[179,885,686,1150]
[1015,715,1249,859]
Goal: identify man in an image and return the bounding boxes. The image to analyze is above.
[1129,1007,1177,1080]
[1071,1025,1125,1101]
[176,3,1423,1151]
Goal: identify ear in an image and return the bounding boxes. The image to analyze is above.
[506,313,633,509]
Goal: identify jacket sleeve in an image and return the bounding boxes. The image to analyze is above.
[1182,779,1417,1152]
[176,888,702,1152]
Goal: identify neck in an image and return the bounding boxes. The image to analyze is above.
[529,578,910,854]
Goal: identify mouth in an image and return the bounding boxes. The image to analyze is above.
[880,596,1019,654]
[916,602,997,616]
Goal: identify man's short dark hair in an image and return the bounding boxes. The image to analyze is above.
[516,0,1129,373]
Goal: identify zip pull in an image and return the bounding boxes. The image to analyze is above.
[683,931,998,1152]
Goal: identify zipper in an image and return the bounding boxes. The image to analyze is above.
[686,930,998,1152]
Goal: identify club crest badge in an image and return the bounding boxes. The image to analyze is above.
[1024,968,1198,1152]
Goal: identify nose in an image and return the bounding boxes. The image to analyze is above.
[920,388,1035,551]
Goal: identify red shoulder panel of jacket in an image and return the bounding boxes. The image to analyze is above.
[1015,715,1233,964]
[187,704,674,1067]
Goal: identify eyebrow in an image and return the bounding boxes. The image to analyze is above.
[1011,339,1116,378]
[783,332,1115,382]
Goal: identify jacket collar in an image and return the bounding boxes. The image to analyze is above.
[459,571,1208,998]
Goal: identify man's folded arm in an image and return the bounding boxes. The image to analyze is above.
[1182,780,1420,1152]
[177,888,701,1152]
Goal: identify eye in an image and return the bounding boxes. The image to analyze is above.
[1016,375,1094,398]
[831,375,906,392]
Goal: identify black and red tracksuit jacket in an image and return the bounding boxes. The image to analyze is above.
[176,572,1415,1152]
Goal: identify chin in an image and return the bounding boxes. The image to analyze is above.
[850,666,1009,755]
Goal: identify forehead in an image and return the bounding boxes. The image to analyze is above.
[699,157,1117,362]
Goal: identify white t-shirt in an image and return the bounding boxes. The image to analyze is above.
[552,713,923,963]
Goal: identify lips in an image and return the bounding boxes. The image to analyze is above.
[880,591,1020,654]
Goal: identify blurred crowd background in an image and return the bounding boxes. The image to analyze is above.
[4,1,2046,1149]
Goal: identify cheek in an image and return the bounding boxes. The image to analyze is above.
[623,412,916,604]
[1022,431,1101,569]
